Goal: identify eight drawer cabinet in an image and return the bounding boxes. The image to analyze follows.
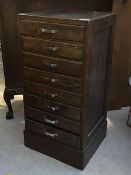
[18,10,115,169]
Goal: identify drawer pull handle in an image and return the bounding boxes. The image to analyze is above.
[43,61,57,68]
[44,117,58,125]
[44,77,57,83]
[41,28,57,34]
[44,130,58,137]
[46,46,58,52]
[46,105,59,111]
[45,92,58,98]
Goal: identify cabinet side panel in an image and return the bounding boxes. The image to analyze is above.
[82,26,111,148]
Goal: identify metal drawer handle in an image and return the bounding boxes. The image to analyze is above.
[46,46,58,52]
[44,117,58,125]
[45,92,58,98]
[41,28,57,34]
[44,77,57,83]
[43,61,57,68]
[44,130,58,137]
[46,105,59,111]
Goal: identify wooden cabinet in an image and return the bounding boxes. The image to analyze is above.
[0,0,130,120]
[0,0,110,119]
[18,10,115,169]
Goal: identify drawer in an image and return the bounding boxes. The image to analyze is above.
[24,81,81,107]
[24,94,81,121]
[20,20,84,42]
[25,106,80,134]
[23,52,83,78]
[22,37,83,60]
[25,119,80,148]
[24,67,81,94]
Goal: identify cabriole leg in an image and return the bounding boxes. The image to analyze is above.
[4,88,14,119]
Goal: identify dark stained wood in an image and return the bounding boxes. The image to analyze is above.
[18,10,112,25]
[0,19,1,42]
[81,21,113,147]
[20,20,84,42]
[25,106,80,134]
[1,0,130,118]
[22,37,84,60]
[24,93,81,121]
[23,52,83,78]
[0,0,23,119]
[92,0,131,109]
[19,11,115,169]
[92,0,113,11]
[108,0,131,108]
[24,81,81,107]
[24,67,82,94]
[0,0,93,118]
[0,1,23,89]
[24,121,107,170]
[25,119,80,148]
[21,0,92,12]
[1,0,130,166]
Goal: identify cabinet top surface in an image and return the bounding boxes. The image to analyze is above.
[18,10,114,24]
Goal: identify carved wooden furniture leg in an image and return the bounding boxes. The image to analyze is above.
[4,88,14,120]
[3,88,23,120]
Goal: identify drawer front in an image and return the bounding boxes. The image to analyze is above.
[24,67,81,94]
[25,106,80,134]
[24,81,81,107]
[22,37,83,60]
[24,94,81,121]
[23,52,83,78]
[20,21,84,42]
[25,119,80,148]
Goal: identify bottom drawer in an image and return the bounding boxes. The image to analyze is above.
[25,119,80,148]
[25,106,80,134]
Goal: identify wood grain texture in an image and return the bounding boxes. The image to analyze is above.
[20,20,84,42]
[0,0,23,88]
[0,0,94,118]
[25,106,80,134]
[20,11,115,169]
[24,93,81,121]
[109,0,131,108]
[23,52,83,78]
[0,0,91,89]
[1,0,126,113]
[24,67,82,94]
[25,119,80,148]
[24,121,106,170]
[22,37,83,60]
[81,16,114,148]
[24,81,81,107]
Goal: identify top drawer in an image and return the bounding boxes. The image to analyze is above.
[20,20,84,42]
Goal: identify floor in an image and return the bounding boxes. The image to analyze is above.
[0,51,131,175]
